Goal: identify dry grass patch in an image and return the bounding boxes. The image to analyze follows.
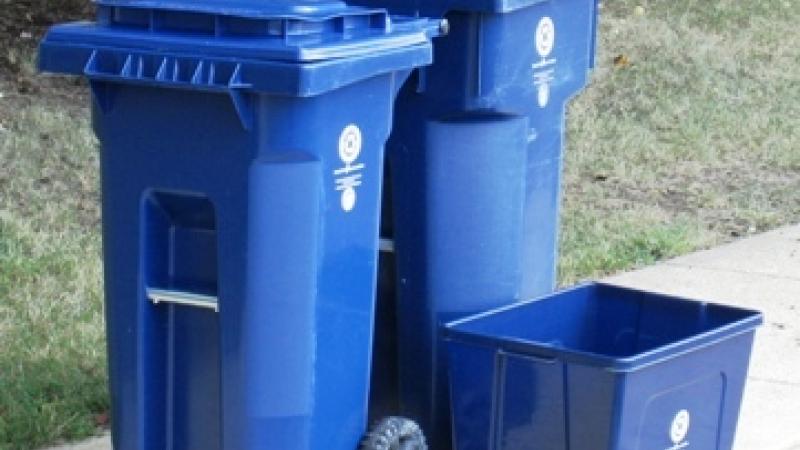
[0,84,106,450]
[560,0,800,283]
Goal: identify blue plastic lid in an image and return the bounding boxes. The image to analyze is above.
[39,0,439,95]
[351,0,548,16]
[96,0,355,18]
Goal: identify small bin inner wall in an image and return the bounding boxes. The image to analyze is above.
[445,284,762,450]
[452,284,756,359]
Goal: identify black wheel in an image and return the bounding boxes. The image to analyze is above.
[361,416,428,450]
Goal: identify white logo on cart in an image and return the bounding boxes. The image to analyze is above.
[334,124,364,212]
[667,409,691,449]
[537,83,550,109]
[535,16,555,58]
[532,16,557,108]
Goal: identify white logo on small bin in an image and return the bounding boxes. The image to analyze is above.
[667,409,691,449]
[334,124,365,213]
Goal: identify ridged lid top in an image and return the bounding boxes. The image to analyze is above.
[350,0,548,15]
[42,0,441,62]
[96,0,354,19]
[39,0,439,96]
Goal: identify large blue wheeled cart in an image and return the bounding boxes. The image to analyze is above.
[40,2,438,448]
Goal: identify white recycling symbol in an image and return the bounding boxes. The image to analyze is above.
[670,409,691,445]
[535,17,555,58]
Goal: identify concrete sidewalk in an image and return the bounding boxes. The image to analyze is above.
[44,225,800,450]
[606,224,800,450]
[43,435,110,450]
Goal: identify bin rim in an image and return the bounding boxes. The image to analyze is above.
[39,0,441,96]
[96,0,358,20]
[443,282,764,373]
[352,0,552,16]
[40,15,438,64]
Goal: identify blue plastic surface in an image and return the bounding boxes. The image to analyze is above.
[39,2,435,449]
[39,0,439,97]
[444,283,763,450]
[355,0,551,14]
[364,0,600,445]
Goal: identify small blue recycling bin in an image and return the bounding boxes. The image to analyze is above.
[39,2,437,449]
[444,283,762,450]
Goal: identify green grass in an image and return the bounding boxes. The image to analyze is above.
[559,0,800,283]
[559,207,702,286]
[0,0,799,448]
[0,101,107,450]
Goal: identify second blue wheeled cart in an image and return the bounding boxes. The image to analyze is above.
[359,0,601,446]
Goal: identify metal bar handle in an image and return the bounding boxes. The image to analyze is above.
[379,238,395,253]
[147,288,219,313]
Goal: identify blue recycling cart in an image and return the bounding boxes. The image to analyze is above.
[444,283,762,450]
[39,2,438,449]
[355,0,601,445]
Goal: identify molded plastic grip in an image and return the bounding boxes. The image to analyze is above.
[84,50,251,92]
[241,154,323,449]
[85,50,254,128]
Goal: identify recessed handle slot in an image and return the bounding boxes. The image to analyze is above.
[147,288,219,312]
